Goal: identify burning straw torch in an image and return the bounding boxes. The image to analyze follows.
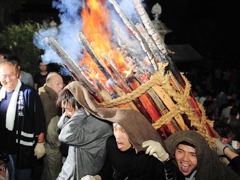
[44,0,218,148]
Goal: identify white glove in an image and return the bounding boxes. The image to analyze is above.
[214,138,226,156]
[142,140,169,162]
[214,138,234,156]
[34,142,45,159]
[81,175,101,180]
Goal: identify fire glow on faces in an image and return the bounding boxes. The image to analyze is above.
[174,144,197,176]
[113,123,132,152]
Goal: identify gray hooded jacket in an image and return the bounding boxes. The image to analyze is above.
[57,108,112,180]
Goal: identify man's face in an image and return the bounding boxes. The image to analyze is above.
[113,123,132,152]
[47,75,64,94]
[61,101,77,118]
[174,144,198,176]
[0,63,18,92]
[39,62,47,72]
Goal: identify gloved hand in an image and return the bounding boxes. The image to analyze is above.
[142,140,169,162]
[81,175,101,180]
[214,138,234,156]
[34,142,45,159]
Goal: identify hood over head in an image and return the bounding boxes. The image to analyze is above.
[60,81,165,152]
[165,130,239,180]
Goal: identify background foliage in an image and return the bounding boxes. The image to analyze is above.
[0,21,43,75]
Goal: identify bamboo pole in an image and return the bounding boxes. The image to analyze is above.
[131,0,215,140]
[78,32,154,121]
[127,76,162,122]
[132,0,167,56]
[78,32,112,80]
[135,23,163,65]
[132,0,203,118]
[44,37,101,97]
[108,0,158,71]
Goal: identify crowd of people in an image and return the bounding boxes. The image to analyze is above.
[0,49,240,180]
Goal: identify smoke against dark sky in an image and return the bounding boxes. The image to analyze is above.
[26,0,239,63]
[33,0,147,66]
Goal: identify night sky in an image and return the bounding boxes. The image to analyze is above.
[146,0,239,59]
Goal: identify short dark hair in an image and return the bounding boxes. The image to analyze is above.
[38,59,44,65]
[7,55,20,66]
[56,89,81,110]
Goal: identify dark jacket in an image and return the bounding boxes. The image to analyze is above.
[100,135,167,180]
[229,156,240,176]
[0,84,46,168]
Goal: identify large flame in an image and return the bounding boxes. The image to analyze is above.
[80,0,130,89]
[79,0,161,121]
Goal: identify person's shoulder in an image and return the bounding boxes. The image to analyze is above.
[87,116,113,130]
[38,89,48,99]
[38,85,46,93]
[20,83,37,93]
[21,70,33,77]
